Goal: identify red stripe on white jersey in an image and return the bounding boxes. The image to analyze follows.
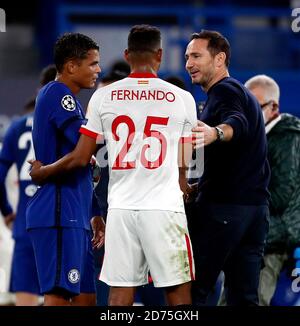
[180,136,195,143]
[185,234,195,281]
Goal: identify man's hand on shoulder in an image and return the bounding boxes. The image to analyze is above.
[192,120,217,149]
[28,159,47,185]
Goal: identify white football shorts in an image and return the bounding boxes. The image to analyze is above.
[100,209,195,287]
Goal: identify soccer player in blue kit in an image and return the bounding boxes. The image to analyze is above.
[0,66,56,306]
[26,33,105,306]
[0,99,40,306]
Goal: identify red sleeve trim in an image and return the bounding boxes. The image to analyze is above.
[79,126,99,140]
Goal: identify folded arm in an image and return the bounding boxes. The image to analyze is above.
[30,134,97,184]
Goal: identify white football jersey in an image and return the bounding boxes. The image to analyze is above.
[80,73,197,212]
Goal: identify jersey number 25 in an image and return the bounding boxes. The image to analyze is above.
[111,115,169,170]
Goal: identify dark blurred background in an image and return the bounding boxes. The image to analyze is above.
[0,0,299,138]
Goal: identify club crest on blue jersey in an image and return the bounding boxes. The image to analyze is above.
[61,95,76,111]
[68,269,80,284]
[25,184,38,197]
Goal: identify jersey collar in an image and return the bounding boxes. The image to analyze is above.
[128,72,158,78]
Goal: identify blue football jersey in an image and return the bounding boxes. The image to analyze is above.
[26,81,93,230]
[0,113,37,238]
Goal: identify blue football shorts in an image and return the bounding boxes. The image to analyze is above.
[29,227,95,297]
[10,234,40,294]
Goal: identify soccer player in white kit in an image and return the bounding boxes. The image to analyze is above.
[30,25,197,306]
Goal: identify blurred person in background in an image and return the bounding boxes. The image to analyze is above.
[0,145,16,306]
[245,74,300,305]
[0,65,56,306]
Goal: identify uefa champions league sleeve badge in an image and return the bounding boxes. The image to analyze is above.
[61,95,76,111]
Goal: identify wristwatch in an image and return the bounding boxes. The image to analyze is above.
[215,126,225,142]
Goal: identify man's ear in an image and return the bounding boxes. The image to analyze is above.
[215,52,226,68]
[66,60,78,74]
[156,48,162,62]
[124,49,130,63]
[271,102,280,117]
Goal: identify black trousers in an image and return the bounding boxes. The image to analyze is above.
[186,199,269,306]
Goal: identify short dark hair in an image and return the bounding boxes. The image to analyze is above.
[165,76,187,91]
[191,30,231,67]
[54,33,99,73]
[40,64,57,86]
[128,25,161,53]
[101,60,130,83]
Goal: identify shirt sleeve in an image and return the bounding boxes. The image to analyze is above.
[63,119,86,147]
[48,83,83,131]
[212,83,249,141]
[80,89,104,140]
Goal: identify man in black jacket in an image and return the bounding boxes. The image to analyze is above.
[245,74,300,305]
[185,30,270,306]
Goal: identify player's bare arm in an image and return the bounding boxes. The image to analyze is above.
[29,134,97,185]
[178,138,193,195]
